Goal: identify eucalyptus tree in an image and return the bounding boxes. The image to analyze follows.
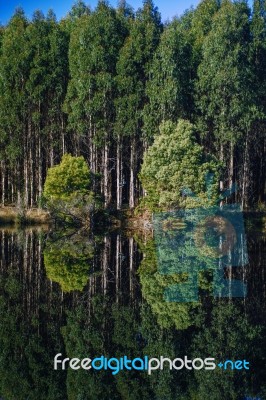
[25,11,51,206]
[65,1,125,207]
[143,14,195,142]
[196,0,259,206]
[68,0,91,20]
[24,10,69,207]
[0,9,30,205]
[250,0,266,203]
[115,0,162,209]
[190,0,220,57]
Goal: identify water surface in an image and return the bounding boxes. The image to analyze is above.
[0,223,265,399]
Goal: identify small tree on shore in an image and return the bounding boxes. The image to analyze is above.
[43,154,98,227]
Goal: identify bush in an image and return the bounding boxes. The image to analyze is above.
[43,154,99,227]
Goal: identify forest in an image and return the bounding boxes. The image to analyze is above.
[0,2,266,398]
[0,0,265,215]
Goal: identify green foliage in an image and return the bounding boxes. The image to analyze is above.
[190,0,220,53]
[44,154,91,201]
[68,0,90,20]
[0,11,29,163]
[196,0,259,145]
[144,15,195,140]
[137,237,201,330]
[65,1,125,143]
[139,119,221,210]
[190,300,264,400]
[43,232,94,292]
[115,0,162,140]
[43,154,98,226]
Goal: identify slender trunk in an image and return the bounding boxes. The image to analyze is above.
[30,142,34,208]
[38,133,42,204]
[229,141,234,196]
[102,236,108,295]
[24,130,28,208]
[219,143,224,207]
[103,140,109,207]
[24,158,28,208]
[129,237,134,300]
[50,130,54,167]
[61,117,65,155]
[241,133,249,209]
[129,137,135,209]
[263,138,266,202]
[1,161,5,206]
[116,136,122,210]
[116,234,121,303]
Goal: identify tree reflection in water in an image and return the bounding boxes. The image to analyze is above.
[0,227,265,399]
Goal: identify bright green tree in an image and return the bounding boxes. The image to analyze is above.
[44,154,90,200]
[43,154,96,226]
[139,119,220,210]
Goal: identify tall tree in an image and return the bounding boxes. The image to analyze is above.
[196,0,259,207]
[0,9,30,205]
[250,0,266,202]
[25,10,69,206]
[65,1,125,207]
[115,0,162,209]
[143,14,195,142]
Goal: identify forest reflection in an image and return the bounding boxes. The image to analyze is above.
[0,225,265,400]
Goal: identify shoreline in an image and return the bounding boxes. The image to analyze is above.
[0,207,51,226]
[0,206,265,232]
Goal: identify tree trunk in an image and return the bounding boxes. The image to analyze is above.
[103,139,109,207]
[229,141,234,198]
[241,133,249,209]
[129,138,135,209]
[1,161,5,206]
[116,137,122,210]
[116,234,121,303]
[219,143,224,207]
[38,133,42,204]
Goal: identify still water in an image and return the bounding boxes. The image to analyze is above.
[0,221,265,400]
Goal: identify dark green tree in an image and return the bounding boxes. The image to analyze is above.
[0,9,30,204]
[143,14,195,140]
[115,0,162,209]
[196,0,260,207]
[65,1,125,207]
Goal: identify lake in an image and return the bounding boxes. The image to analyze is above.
[0,218,265,399]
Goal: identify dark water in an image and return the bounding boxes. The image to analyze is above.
[0,222,265,400]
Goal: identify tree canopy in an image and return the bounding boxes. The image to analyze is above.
[139,119,221,210]
[43,154,97,226]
